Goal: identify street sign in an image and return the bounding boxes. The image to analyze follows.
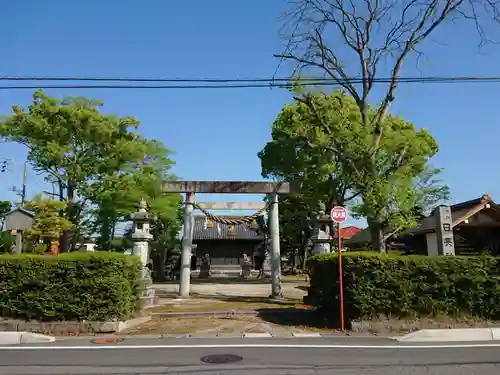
[330,206,348,223]
[330,205,348,333]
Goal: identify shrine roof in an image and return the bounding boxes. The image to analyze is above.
[334,226,362,239]
[403,194,500,236]
[192,215,264,241]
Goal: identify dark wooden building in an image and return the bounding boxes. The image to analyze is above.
[192,215,265,273]
[402,194,500,255]
[342,194,500,255]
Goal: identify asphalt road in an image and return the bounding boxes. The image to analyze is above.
[0,338,500,374]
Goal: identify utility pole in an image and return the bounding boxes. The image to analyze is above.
[21,161,27,204]
[5,159,28,204]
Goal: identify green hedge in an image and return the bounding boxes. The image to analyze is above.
[0,252,142,321]
[305,252,500,322]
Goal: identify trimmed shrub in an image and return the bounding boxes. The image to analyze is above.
[0,252,142,321]
[305,252,500,322]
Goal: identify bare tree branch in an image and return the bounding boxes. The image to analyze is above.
[278,0,498,160]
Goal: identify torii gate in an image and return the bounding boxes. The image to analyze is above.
[162,180,291,299]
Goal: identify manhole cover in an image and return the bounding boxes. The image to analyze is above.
[200,354,243,364]
[91,337,124,345]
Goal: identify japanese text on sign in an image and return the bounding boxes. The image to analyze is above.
[330,206,348,224]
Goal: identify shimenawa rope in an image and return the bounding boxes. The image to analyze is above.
[188,182,284,225]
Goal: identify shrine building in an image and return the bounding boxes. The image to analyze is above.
[402,194,500,255]
[191,215,265,276]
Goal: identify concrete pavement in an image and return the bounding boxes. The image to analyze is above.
[398,328,500,342]
[0,338,500,374]
[0,332,55,344]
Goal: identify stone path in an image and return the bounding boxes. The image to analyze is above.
[120,281,314,337]
[152,282,307,300]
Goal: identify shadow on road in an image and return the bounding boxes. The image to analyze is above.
[256,308,338,330]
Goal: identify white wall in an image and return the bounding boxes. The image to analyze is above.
[426,233,438,256]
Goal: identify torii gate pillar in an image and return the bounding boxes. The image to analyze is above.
[162,180,292,299]
[268,193,282,298]
[179,192,195,298]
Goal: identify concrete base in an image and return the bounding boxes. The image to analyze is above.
[0,332,55,344]
[139,295,160,309]
[140,266,158,309]
[0,315,151,336]
[397,328,500,342]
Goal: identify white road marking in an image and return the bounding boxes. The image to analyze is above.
[1,343,500,350]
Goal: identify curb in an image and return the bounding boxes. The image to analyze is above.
[0,316,151,335]
[243,333,272,338]
[291,332,322,338]
[396,328,500,342]
[58,332,391,340]
[0,332,55,345]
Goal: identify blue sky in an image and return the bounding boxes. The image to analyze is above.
[1,0,500,228]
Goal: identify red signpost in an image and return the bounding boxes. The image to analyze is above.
[330,206,347,332]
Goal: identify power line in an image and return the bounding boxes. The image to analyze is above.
[0,76,499,90]
[3,75,500,83]
[0,76,299,83]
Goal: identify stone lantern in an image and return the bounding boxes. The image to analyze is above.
[131,199,155,265]
[310,202,333,255]
[130,199,158,308]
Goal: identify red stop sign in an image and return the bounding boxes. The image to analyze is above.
[330,206,348,223]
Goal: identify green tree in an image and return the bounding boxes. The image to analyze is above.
[275,0,482,249]
[91,138,178,250]
[0,200,12,230]
[0,231,14,254]
[0,90,176,251]
[259,90,448,252]
[263,193,313,269]
[23,195,74,252]
[259,90,363,253]
[149,200,183,281]
[141,170,183,281]
[0,201,13,253]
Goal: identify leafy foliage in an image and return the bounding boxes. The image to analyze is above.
[144,174,183,281]
[264,193,314,268]
[0,231,14,254]
[259,90,448,251]
[0,201,11,230]
[23,195,74,248]
[279,0,500,177]
[305,252,500,322]
[0,201,13,253]
[0,252,142,321]
[0,90,179,251]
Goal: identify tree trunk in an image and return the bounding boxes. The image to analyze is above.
[302,245,308,270]
[368,218,386,253]
[60,182,75,253]
[98,215,112,250]
[111,220,116,241]
[153,246,168,282]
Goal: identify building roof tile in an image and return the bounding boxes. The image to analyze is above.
[192,215,264,241]
[403,194,500,236]
[334,226,362,239]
